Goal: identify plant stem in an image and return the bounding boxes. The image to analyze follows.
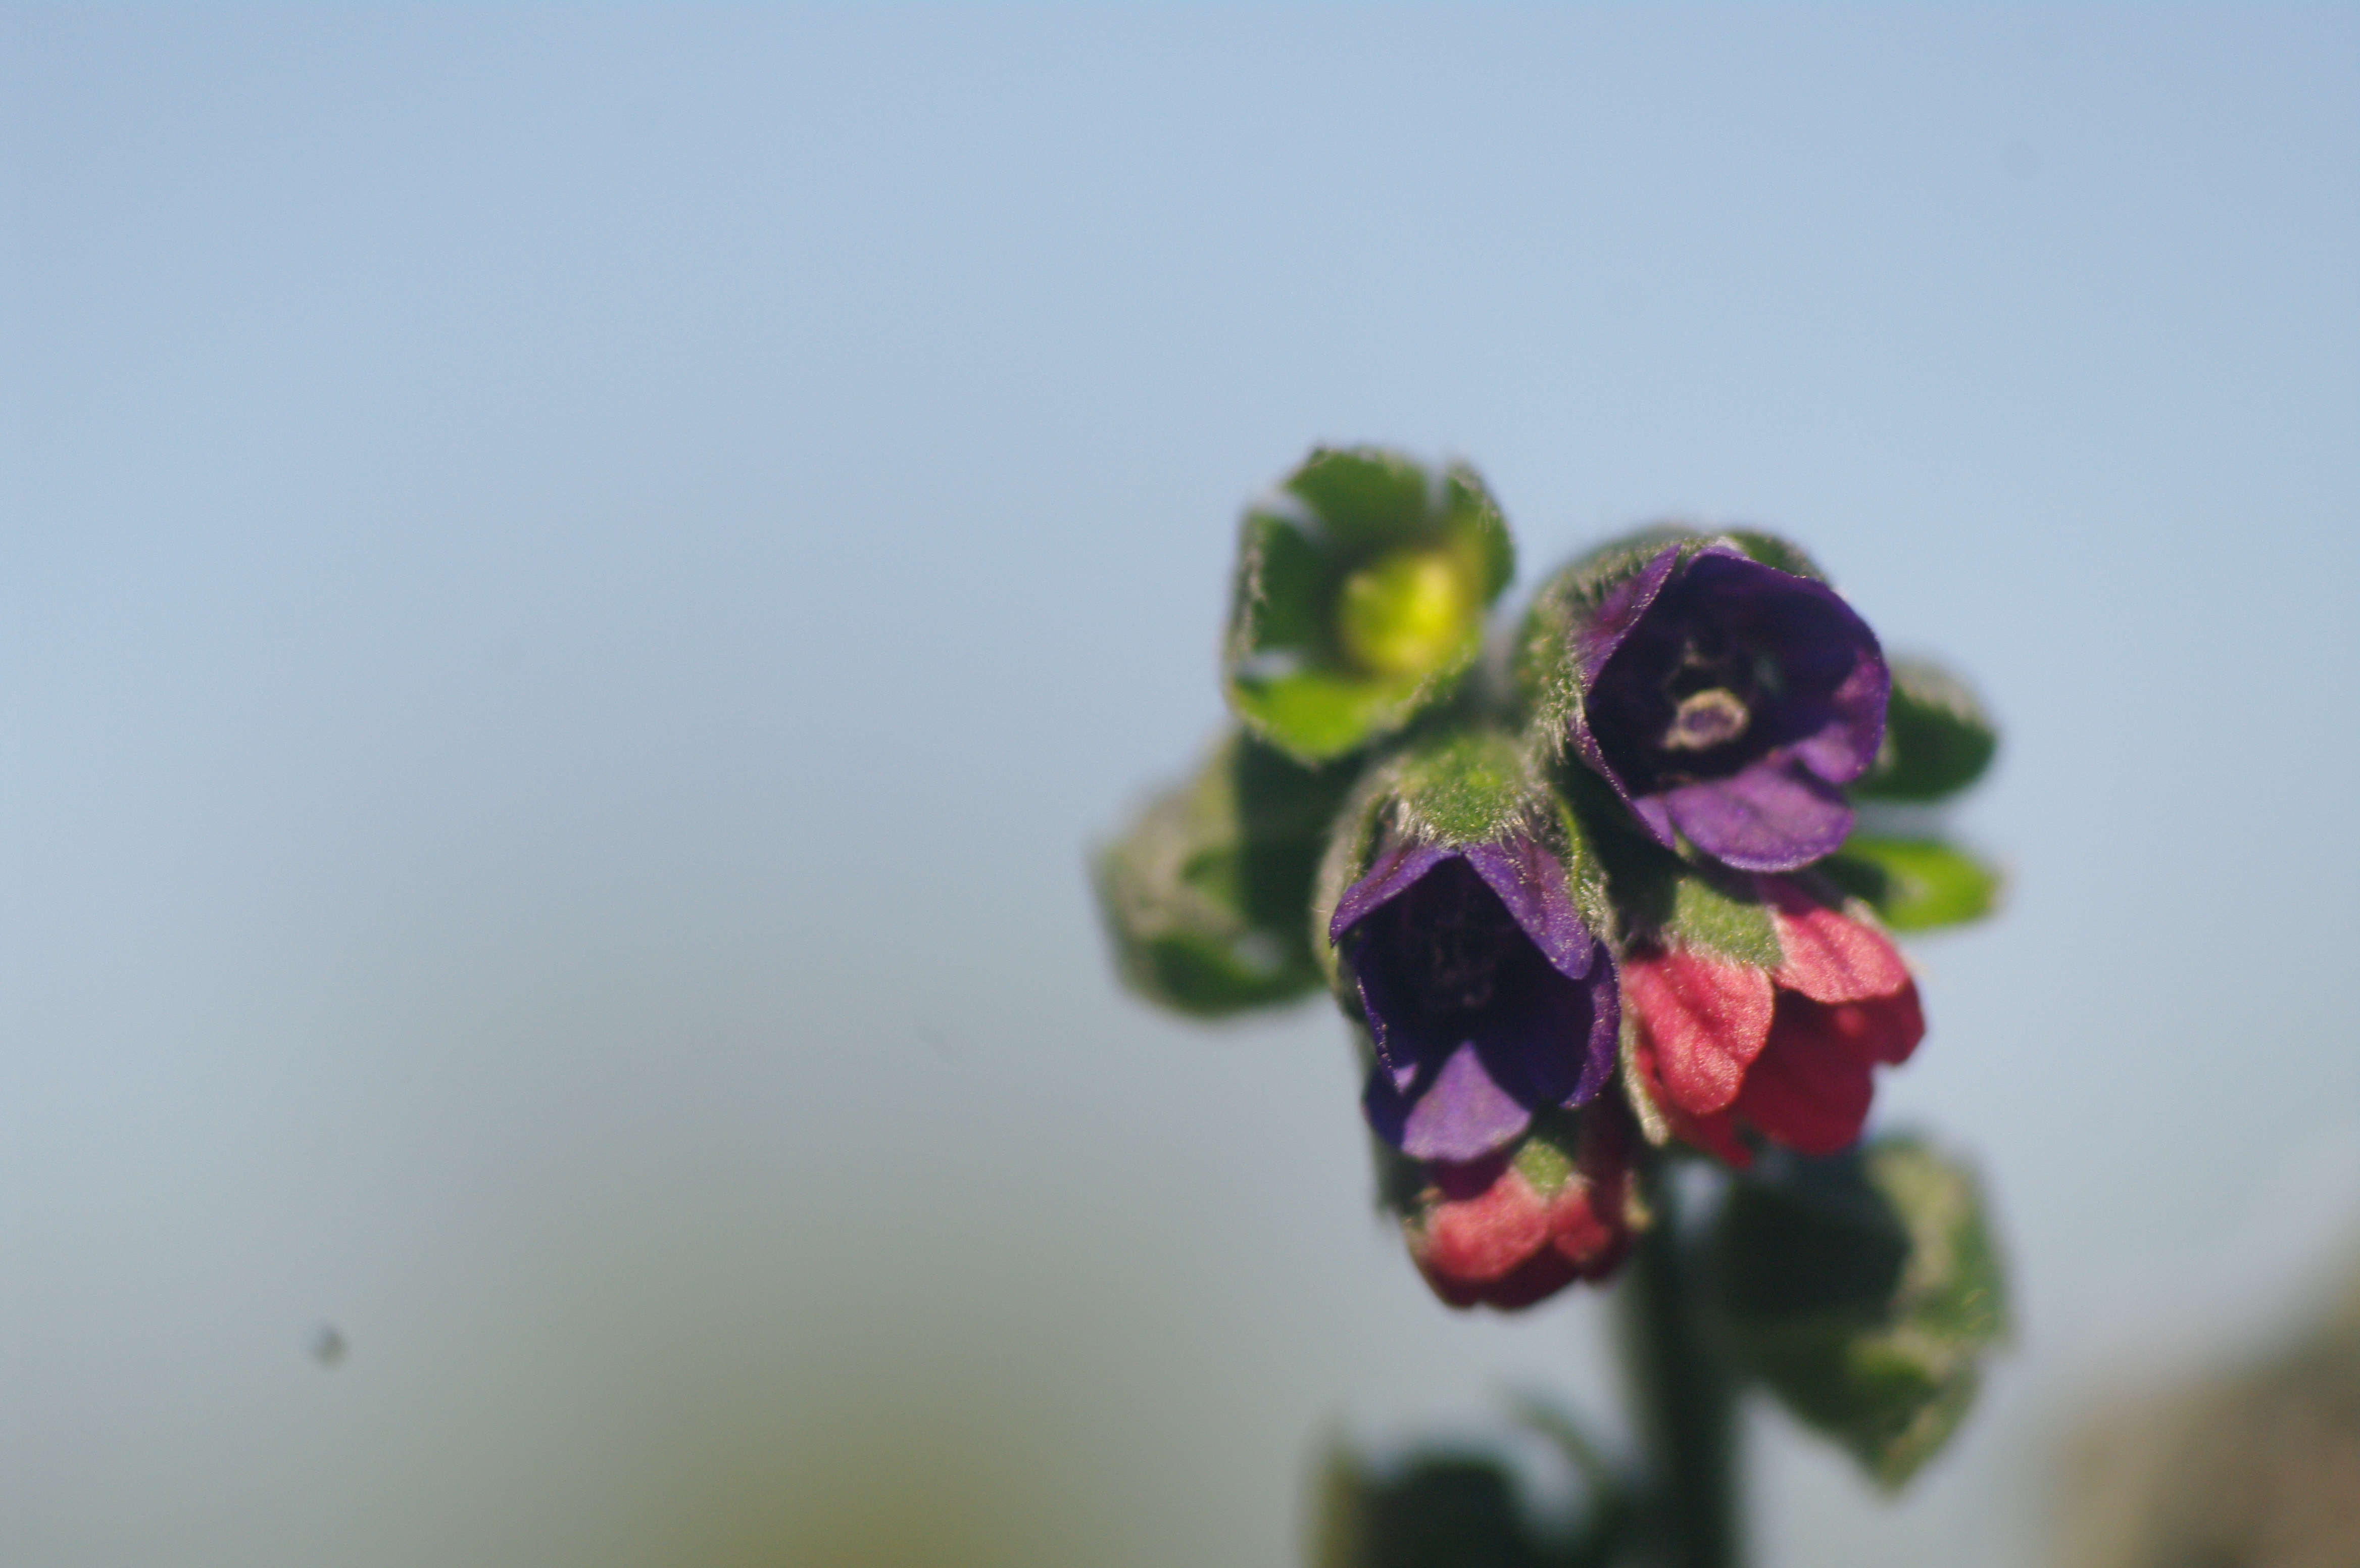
[1621,1161,1740,1568]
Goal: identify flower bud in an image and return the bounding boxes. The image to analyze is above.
[1617,869,1922,1164]
[1225,448,1514,764]
[1390,1106,1640,1310]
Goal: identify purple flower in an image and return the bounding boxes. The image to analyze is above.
[1330,834,1618,1162]
[1571,545,1888,872]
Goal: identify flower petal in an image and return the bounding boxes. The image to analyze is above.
[1462,945,1620,1112]
[1734,1000,1879,1154]
[1461,837,1597,980]
[1662,763,1853,872]
[1572,544,1684,689]
[1681,551,1887,785]
[1329,840,1455,945]
[1762,880,1911,1002]
[1572,960,1622,1107]
[1621,949,1775,1115]
[1366,1042,1535,1162]
[1816,983,1925,1067]
[1412,1165,1552,1286]
[1424,1249,1584,1310]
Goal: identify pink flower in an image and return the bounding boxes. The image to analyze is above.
[1623,879,1923,1163]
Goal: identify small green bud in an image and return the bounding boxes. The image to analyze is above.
[1224,447,1514,764]
[1335,547,1480,679]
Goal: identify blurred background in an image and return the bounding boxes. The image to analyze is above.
[3,6,2356,1565]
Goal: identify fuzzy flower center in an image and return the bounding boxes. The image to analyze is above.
[1655,636,1783,756]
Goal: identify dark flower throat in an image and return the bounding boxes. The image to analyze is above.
[1400,869,1521,1015]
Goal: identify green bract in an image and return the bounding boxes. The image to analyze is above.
[1711,1137,2009,1489]
[1224,447,1514,763]
[1093,731,1355,1017]
[1856,657,1998,802]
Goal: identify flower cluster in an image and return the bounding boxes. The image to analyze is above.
[1099,449,1999,1312]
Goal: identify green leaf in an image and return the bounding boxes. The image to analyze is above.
[1856,657,1998,803]
[1821,838,2003,932]
[1094,732,1357,1018]
[1712,1137,2010,1489]
[1312,1449,1555,1568]
[1226,447,1515,763]
[1311,1403,1633,1568]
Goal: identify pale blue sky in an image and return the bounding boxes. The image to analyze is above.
[4,8,2357,1566]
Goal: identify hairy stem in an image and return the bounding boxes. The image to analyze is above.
[1621,1162,1740,1568]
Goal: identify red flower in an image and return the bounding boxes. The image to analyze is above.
[1401,1108,1637,1310]
[1623,879,1923,1163]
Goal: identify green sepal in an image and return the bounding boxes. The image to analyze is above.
[1562,775,1779,967]
[1607,846,1780,969]
[1820,838,2003,932]
[1617,1011,1672,1147]
[1093,730,1358,1018]
[1390,728,1553,846]
[1716,528,1827,582]
[1856,657,1998,803]
[1309,729,1607,995]
[1712,1137,2009,1489]
[1224,448,1515,764]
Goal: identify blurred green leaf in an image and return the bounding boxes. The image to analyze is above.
[1094,732,1356,1017]
[1312,1403,1632,1568]
[1713,1137,2009,1489]
[1821,838,2003,932]
[1313,1452,1555,1568]
[1856,658,1998,803]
